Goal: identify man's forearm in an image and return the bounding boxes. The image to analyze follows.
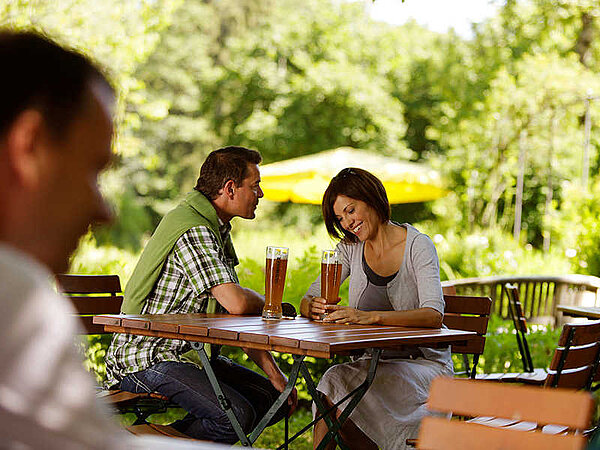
[243,347,282,379]
[240,287,265,314]
[211,282,265,314]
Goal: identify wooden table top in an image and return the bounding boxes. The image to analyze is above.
[94,313,476,359]
[557,305,600,320]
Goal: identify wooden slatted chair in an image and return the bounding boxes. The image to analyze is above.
[468,320,600,433]
[416,377,594,450]
[443,294,493,379]
[477,319,600,388]
[56,274,170,424]
[406,294,493,447]
[475,284,548,382]
[541,320,600,389]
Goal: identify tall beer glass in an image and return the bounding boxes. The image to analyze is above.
[320,249,342,320]
[263,246,289,320]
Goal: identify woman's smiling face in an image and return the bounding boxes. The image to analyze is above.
[333,194,381,242]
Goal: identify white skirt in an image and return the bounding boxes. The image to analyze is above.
[312,357,452,450]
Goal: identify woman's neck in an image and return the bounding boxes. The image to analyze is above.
[365,221,397,256]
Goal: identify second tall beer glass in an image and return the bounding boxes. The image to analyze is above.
[262,246,289,320]
[320,249,342,320]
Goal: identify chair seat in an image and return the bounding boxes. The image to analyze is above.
[515,368,547,384]
[474,368,547,384]
[475,372,522,382]
[97,389,169,406]
[126,423,193,439]
[467,417,569,434]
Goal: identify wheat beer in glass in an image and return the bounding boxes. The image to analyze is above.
[320,249,342,320]
[263,246,289,320]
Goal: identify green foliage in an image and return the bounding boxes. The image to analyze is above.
[455,314,562,375]
[78,335,112,383]
[69,234,140,282]
[552,180,600,276]
[416,224,571,281]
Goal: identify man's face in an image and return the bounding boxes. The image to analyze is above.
[39,81,114,273]
[233,163,263,220]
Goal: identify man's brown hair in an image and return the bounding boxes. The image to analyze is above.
[322,167,390,243]
[194,146,262,199]
[0,30,113,140]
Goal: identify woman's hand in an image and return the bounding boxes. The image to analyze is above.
[300,295,340,321]
[322,305,377,325]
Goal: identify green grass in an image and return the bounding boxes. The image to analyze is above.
[119,406,314,449]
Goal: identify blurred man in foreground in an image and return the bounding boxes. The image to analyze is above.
[0,30,221,450]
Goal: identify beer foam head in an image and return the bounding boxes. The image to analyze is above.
[322,249,340,264]
[266,246,289,260]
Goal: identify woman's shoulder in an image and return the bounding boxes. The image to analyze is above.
[394,223,437,254]
[334,239,363,262]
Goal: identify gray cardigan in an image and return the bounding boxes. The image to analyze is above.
[306,223,452,367]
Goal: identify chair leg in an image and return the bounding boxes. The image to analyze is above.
[462,354,471,377]
[283,413,289,450]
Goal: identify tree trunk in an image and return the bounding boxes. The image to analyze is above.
[543,111,557,252]
[514,130,526,242]
[575,11,595,68]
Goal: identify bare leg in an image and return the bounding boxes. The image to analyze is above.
[313,394,378,450]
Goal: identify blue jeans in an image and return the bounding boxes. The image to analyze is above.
[120,356,287,444]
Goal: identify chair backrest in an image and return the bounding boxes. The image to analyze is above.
[443,294,492,378]
[505,283,535,373]
[545,320,600,390]
[417,377,594,450]
[442,285,456,295]
[56,274,123,335]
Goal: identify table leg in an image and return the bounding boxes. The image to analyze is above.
[191,342,301,447]
[190,342,252,447]
[318,349,382,450]
[248,354,303,445]
[300,356,348,450]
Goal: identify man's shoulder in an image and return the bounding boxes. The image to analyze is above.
[176,225,222,248]
[0,244,79,338]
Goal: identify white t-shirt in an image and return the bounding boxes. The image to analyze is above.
[0,244,128,449]
[0,244,229,450]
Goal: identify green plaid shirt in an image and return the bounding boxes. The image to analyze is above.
[105,224,237,387]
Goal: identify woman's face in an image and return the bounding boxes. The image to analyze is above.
[333,195,381,242]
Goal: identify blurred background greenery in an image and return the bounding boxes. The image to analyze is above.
[5,0,600,445]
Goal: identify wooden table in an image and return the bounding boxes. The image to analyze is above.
[95,313,475,449]
[557,304,600,320]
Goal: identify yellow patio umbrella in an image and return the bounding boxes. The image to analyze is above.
[259,147,447,204]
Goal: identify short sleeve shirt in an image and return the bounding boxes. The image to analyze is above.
[105,225,237,387]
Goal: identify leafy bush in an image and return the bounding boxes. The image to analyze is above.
[452,314,561,375]
[552,181,600,276]
[419,225,572,281]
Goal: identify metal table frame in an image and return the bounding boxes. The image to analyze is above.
[191,341,381,449]
[96,314,474,448]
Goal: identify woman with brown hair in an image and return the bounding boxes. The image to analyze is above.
[300,168,452,449]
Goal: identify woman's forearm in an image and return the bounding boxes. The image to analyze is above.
[370,307,442,328]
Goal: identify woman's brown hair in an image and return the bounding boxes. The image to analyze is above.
[322,168,390,243]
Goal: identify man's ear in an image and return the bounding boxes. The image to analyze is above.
[223,179,236,200]
[4,110,47,189]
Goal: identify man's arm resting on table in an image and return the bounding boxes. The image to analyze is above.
[211,282,264,315]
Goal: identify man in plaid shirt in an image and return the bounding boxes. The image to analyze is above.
[105,147,297,443]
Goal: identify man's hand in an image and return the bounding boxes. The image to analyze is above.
[243,347,298,416]
[268,372,298,416]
